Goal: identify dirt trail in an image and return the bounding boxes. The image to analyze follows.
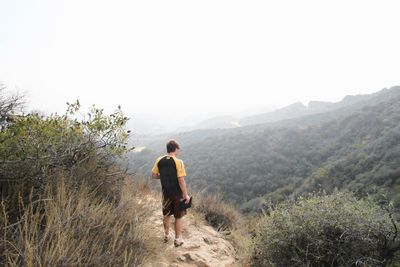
[136,192,240,267]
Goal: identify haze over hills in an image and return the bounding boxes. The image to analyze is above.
[125,86,400,213]
[239,88,395,126]
[128,105,279,135]
[174,115,240,132]
[148,86,398,135]
[129,86,400,150]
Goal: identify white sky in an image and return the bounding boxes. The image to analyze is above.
[1,0,400,128]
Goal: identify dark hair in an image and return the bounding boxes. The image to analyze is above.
[166,139,180,153]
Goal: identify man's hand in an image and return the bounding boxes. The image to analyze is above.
[152,172,160,179]
[181,194,190,204]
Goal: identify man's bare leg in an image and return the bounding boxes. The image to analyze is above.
[175,217,183,238]
[163,214,172,235]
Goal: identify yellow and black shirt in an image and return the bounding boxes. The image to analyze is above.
[152,155,186,198]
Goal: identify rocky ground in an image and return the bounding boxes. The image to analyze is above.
[136,192,240,267]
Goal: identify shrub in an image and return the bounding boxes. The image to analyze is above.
[0,99,132,220]
[191,191,242,232]
[252,191,400,267]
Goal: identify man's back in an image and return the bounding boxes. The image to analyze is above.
[152,155,186,198]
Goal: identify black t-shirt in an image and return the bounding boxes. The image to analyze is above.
[152,155,186,198]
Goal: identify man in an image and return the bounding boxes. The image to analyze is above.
[151,139,190,247]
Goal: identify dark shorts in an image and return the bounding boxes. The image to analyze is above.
[162,194,187,218]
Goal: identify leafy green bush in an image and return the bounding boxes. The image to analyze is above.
[0,99,132,218]
[252,191,400,266]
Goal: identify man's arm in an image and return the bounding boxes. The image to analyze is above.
[177,176,188,196]
[151,157,160,179]
[175,158,190,203]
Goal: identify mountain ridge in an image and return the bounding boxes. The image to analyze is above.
[154,86,398,135]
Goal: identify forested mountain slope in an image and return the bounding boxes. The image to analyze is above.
[126,87,400,213]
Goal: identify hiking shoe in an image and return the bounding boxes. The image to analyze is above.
[164,232,171,243]
[174,237,184,247]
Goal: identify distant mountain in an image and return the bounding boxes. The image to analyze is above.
[258,86,400,129]
[174,115,241,132]
[165,87,398,134]
[239,101,308,126]
[307,100,334,111]
[239,87,397,126]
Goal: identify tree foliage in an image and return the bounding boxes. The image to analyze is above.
[0,94,132,218]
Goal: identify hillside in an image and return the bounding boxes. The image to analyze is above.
[239,101,308,126]
[125,86,400,213]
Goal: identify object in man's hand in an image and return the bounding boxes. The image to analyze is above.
[179,196,192,210]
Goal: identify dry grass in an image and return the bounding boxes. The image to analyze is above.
[1,177,161,267]
[190,191,255,266]
[191,191,241,232]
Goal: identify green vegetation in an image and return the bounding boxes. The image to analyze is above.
[252,191,400,266]
[1,96,130,214]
